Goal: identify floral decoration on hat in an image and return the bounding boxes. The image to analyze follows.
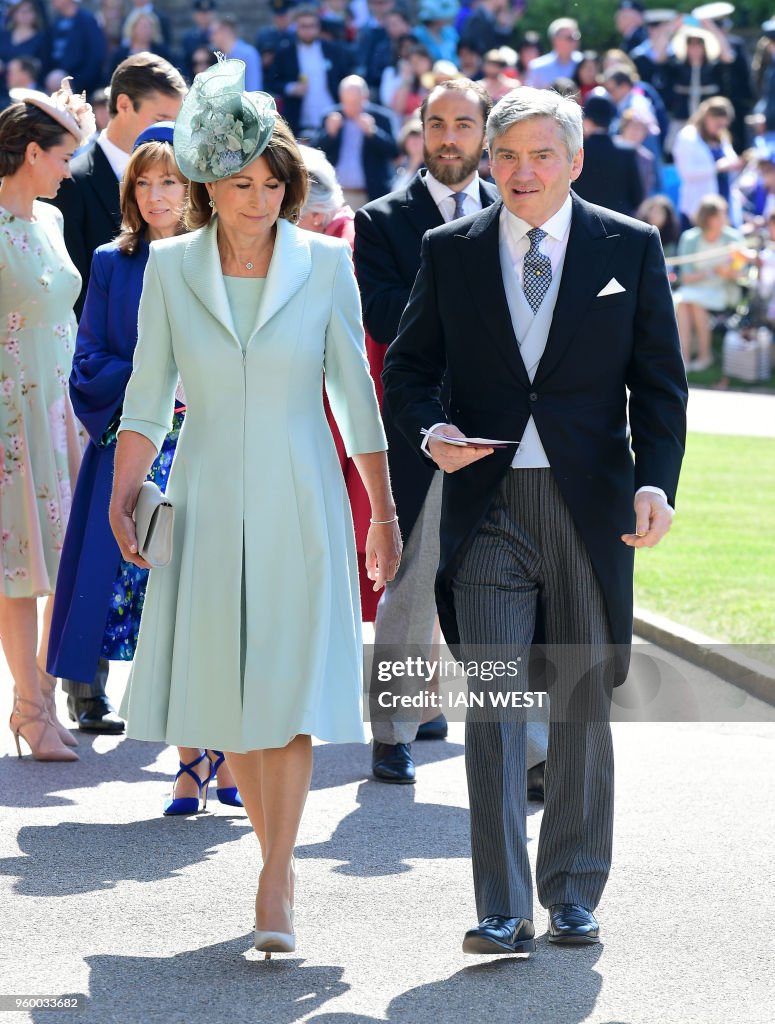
[173,54,277,183]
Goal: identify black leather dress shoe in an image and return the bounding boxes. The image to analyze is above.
[372,741,415,784]
[547,904,600,944]
[527,760,545,802]
[462,916,536,956]
[415,713,448,740]
[67,695,125,734]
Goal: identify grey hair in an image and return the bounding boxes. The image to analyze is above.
[547,17,579,41]
[298,145,344,224]
[486,87,583,161]
[339,74,370,97]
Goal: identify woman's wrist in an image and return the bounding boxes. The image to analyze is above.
[370,513,398,525]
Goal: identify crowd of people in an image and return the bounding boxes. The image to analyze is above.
[0,0,762,966]
[1,0,769,373]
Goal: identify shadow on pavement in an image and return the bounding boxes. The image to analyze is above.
[299,778,469,876]
[0,737,170,809]
[31,938,349,1024]
[0,813,250,896]
[307,944,603,1024]
[309,738,466,792]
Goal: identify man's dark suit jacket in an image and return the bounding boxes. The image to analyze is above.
[51,142,121,319]
[354,170,499,542]
[573,133,644,217]
[382,194,687,681]
[459,8,512,56]
[49,9,106,95]
[312,103,397,201]
[268,40,353,135]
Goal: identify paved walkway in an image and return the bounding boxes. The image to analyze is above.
[687,386,775,437]
[1,651,773,1024]
[1,386,772,1024]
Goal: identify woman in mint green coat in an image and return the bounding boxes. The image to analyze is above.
[109,60,402,958]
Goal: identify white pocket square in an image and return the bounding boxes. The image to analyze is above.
[597,278,626,297]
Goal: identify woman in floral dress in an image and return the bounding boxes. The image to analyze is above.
[0,80,95,761]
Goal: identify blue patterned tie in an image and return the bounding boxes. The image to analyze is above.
[450,191,467,220]
[523,227,552,313]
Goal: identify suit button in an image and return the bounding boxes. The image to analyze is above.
[529,392,538,402]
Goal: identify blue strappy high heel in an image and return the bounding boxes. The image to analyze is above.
[163,752,210,816]
[207,750,244,808]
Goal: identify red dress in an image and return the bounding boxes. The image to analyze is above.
[322,207,385,621]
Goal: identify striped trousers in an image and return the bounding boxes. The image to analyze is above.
[452,468,615,921]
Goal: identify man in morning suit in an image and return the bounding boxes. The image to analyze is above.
[355,79,548,788]
[48,53,186,733]
[382,88,687,953]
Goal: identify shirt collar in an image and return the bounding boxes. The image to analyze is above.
[97,130,131,180]
[424,170,481,210]
[502,193,573,244]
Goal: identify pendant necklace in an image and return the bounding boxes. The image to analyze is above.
[245,261,254,270]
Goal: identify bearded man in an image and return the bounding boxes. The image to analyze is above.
[354,79,549,789]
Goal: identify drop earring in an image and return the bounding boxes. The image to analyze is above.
[208,198,215,209]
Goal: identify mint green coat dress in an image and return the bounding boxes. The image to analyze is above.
[118,217,386,752]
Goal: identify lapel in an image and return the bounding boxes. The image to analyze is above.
[251,218,311,339]
[478,178,500,208]
[534,194,622,385]
[182,219,239,346]
[456,200,530,388]
[400,171,444,240]
[87,144,121,225]
[180,218,312,349]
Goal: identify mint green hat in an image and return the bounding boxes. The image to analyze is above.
[173,56,277,183]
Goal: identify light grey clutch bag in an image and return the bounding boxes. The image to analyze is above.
[133,481,174,568]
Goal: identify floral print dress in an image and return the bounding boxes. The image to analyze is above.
[100,409,184,660]
[0,203,84,597]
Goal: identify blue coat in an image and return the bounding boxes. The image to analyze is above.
[47,241,150,683]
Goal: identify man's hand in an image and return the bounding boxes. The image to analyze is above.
[324,111,343,135]
[357,111,376,136]
[621,491,675,548]
[427,424,494,473]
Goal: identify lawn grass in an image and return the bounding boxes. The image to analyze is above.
[633,432,775,646]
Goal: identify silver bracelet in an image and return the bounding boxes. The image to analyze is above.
[370,515,398,525]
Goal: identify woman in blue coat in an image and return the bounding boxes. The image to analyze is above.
[47,122,241,814]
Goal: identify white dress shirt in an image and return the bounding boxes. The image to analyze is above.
[500,193,572,288]
[424,170,483,223]
[97,131,131,180]
[295,41,334,132]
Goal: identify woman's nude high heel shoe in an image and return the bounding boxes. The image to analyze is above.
[9,693,79,762]
[254,927,296,959]
[254,862,296,959]
[35,670,78,747]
